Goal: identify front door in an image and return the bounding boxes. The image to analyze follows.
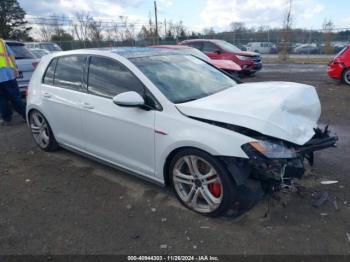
[80,56,155,177]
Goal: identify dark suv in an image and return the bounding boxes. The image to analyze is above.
[179,39,262,75]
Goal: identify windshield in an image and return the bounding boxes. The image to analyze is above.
[214,40,242,53]
[131,55,236,104]
[180,48,211,62]
[7,44,35,59]
[40,43,62,51]
[31,49,49,58]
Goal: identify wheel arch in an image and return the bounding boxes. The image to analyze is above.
[162,146,241,187]
[342,67,350,85]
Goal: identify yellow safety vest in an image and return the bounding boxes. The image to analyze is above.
[0,39,16,69]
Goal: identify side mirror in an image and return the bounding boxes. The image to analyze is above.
[215,49,222,54]
[113,91,145,107]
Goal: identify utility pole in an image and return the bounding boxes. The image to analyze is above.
[154,1,158,44]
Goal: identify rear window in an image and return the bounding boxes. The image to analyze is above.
[336,46,349,57]
[7,43,35,59]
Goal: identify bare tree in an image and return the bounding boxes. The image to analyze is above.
[73,12,91,41]
[323,18,335,54]
[119,16,136,42]
[279,0,293,61]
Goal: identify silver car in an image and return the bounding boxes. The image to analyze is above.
[6,41,39,97]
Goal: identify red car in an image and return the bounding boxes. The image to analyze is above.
[178,39,262,75]
[328,44,350,85]
[149,45,242,76]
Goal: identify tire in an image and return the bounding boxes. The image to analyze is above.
[244,71,256,77]
[169,148,236,217]
[342,68,350,86]
[29,110,59,152]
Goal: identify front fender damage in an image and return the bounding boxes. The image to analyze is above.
[218,126,338,216]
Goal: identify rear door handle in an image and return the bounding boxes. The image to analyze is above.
[43,92,51,98]
[82,102,94,109]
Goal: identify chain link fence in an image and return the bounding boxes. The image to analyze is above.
[50,28,350,63]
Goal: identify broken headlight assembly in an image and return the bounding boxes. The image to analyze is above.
[242,140,297,159]
[241,140,304,181]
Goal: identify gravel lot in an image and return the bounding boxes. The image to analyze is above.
[0,64,350,256]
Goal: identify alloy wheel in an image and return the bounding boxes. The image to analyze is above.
[30,111,51,149]
[344,69,350,85]
[172,155,223,213]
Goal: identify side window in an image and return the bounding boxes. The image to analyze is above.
[202,42,219,53]
[88,56,144,98]
[54,55,85,91]
[43,58,57,85]
[188,42,202,50]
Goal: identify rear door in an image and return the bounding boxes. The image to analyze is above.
[80,56,156,177]
[40,55,86,148]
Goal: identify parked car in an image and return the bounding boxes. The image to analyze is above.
[293,43,319,54]
[29,48,51,58]
[27,48,337,216]
[179,39,262,75]
[6,41,39,97]
[332,42,349,54]
[246,42,276,54]
[149,45,242,76]
[328,44,350,85]
[25,42,62,52]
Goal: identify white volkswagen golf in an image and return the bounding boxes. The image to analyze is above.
[26,48,337,216]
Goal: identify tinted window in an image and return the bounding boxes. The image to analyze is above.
[214,40,242,53]
[202,42,219,53]
[6,43,35,59]
[180,48,211,62]
[336,46,349,57]
[54,56,85,91]
[88,56,144,98]
[40,43,62,52]
[131,55,236,104]
[187,42,202,50]
[43,58,57,85]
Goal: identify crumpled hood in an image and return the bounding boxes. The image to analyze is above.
[176,82,321,145]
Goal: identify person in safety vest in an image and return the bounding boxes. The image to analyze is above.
[0,38,26,126]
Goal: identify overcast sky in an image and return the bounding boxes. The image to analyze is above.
[19,0,350,32]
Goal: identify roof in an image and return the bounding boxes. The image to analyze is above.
[5,40,24,45]
[109,47,180,58]
[149,45,191,50]
[43,47,186,60]
[180,39,221,44]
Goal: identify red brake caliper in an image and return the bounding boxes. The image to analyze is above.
[208,177,222,198]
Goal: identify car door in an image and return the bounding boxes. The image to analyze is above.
[202,42,222,59]
[40,55,86,148]
[80,55,156,177]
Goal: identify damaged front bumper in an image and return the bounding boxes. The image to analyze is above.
[241,126,338,182]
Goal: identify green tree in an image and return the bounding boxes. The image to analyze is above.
[51,30,74,42]
[0,0,31,40]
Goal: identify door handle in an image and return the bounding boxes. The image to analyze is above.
[82,102,95,109]
[43,92,51,98]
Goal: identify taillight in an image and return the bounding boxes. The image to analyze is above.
[32,62,39,69]
[25,88,29,97]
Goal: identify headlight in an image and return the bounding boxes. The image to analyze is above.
[237,55,251,61]
[243,140,297,159]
